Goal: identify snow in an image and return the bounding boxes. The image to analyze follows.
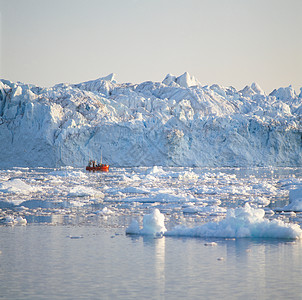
[0,73,301,168]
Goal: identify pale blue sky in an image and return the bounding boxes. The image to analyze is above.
[1,0,301,93]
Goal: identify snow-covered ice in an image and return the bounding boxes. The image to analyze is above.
[0,73,301,168]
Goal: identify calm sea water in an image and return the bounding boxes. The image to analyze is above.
[1,225,301,299]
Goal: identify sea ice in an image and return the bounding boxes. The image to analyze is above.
[127,204,302,239]
[167,204,302,239]
[0,215,27,226]
[126,208,167,236]
[0,178,38,194]
[276,188,302,212]
[68,186,104,198]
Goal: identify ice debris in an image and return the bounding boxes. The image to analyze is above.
[276,188,302,212]
[0,215,27,226]
[0,179,39,194]
[127,204,302,239]
[126,208,167,236]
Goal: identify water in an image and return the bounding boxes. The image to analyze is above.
[0,167,302,298]
[1,225,301,299]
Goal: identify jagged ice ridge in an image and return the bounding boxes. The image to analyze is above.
[0,72,301,167]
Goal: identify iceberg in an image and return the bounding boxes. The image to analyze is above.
[126,205,302,239]
[126,208,167,236]
[0,73,301,168]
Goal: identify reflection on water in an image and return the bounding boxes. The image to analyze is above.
[25,214,64,224]
[0,226,301,299]
[1,166,302,298]
[155,237,165,298]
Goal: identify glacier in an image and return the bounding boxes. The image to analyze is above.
[0,72,301,168]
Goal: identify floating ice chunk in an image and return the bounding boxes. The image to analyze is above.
[126,219,140,234]
[276,188,302,212]
[280,211,296,217]
[19,199,60,209]
[67,235,84,239]
[66,200,87,207]
[15,216,27,225]
[147,166,165,175]
[49,170,87,178]
[183,204,226,215]
[1,216,17,225]
[96,207,113,215]
[264,208,275,216]
[247,196,270,207]
[177,171,199,181]
[0,179,38,194]
[68,186,104,198]
[183,205,205,214]
[122,190,190,203]
[166,204,302,239]
[204,242,217,246]
[121,187,149,194]
[0,215,27,226]
[126,208,167,236]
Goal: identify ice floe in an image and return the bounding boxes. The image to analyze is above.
[67,186,104,198]
[0,178,39,194]
[276,188,302,212]
[0,215,27,226]
[127,204,302,239]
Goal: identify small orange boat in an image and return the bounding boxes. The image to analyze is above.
[86,160,109,172]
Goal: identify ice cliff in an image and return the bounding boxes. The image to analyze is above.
[0,73,301,168]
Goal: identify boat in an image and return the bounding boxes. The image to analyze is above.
[86,159,109,172]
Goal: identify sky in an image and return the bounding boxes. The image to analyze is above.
[0,0,301,93]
